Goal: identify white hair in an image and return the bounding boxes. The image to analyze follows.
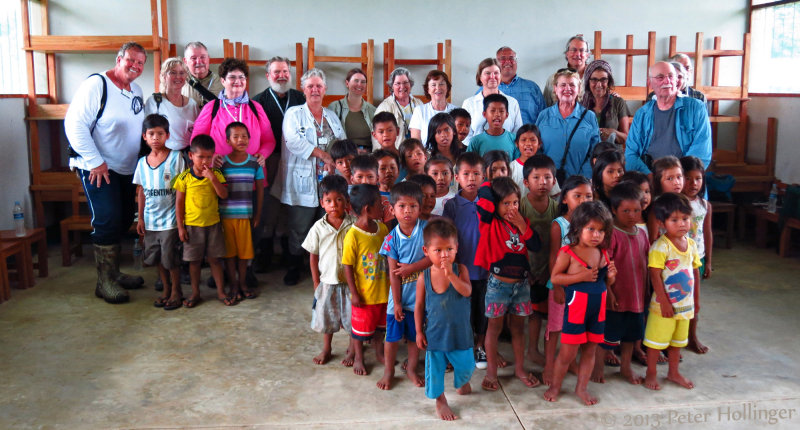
[301,68,327,88]
[386,67,414,88]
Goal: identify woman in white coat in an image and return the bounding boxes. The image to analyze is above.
[272,68,345,285]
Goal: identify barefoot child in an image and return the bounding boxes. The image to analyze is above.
[174,135,229,307]
[545,201,616,405]
[134,114,186,310]
[475,176,541,390]
[680,156,712,355]
[219,122,265,302]
[415,219,475,421]
[342,184,390,375]
[302,175,357,366]
[426,156,457,216]
[592,183,649,385]
[483,149,511,180]
[443,152,490,368]
[377,182,431,389]
[330,139,358,184]
[426,113,463,165]
[643,192,701,390]
[350,154,392,223]
[518,155,559,366]
[406,174,437,220]
[375,149,400,196]
[543,175,593,385]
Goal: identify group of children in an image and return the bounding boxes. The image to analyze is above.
[135,92,714,419]
[135,114,265,310]
[303,95,714,420]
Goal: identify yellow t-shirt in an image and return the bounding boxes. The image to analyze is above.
[341,221,389,305]
[173,168,226,227]
[648,235,701,320]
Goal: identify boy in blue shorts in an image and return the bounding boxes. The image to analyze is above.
[377,181,430,390]
[644,193,701,391]
[415,218,474,421]
[220,122,265,302]
[134,114,186,310]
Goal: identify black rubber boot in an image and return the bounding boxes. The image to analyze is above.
[94,244,130,304]
[283,253,301,286]
[111,244,144,289]
[254,238,273,273]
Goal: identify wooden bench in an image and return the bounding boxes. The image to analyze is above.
[740,204,800,257]
[711,201,736,249]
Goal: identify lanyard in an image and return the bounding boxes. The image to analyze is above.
[222,102,242,122]
[269,88,290,115]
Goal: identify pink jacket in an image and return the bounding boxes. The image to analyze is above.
[191,100,276,158]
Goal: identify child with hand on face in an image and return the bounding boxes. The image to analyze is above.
[475,176,541,391]
[415,219,474,421]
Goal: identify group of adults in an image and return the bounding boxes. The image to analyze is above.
[64,36,711,304]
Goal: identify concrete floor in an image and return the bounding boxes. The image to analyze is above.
[1,242,799,429]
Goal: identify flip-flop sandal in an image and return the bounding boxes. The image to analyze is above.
[218,296,238,306]
[183,297,202,308]
[243,289,258,299]
[153,297,168,308]
[481,378,499,392]
[164,298,183,311]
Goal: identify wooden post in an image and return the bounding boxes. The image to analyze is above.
[307,37,315,69]
[366,39,375,104]
[295,42,303,91]
[625,34,634,87]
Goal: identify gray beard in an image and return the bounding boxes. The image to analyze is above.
[269,80,291,94]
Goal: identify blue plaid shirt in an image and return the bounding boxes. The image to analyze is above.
[499,75,546,125]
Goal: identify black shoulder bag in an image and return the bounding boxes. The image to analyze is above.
[188,76,218,104]
[555,107,589,186]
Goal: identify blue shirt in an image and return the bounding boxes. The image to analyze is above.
[499,75,546,125]
[466,130,519,159]
[625,96,712,174]
[379,219,427,311]
[536,103,600,179]
[442,192,487,280]
[423,264,473,352]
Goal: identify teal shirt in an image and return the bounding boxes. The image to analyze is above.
[466,130,519,159]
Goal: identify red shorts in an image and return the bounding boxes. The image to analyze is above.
[351,303,387,340]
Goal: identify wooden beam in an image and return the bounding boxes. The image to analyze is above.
[599,48,650,56]
[593,31,602,59]
[26,103,69,120]
[366,39,374,104]
[625,34,634,87]
[295,42,303,91]
[27,35,159,52]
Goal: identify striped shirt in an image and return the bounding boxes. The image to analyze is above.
[219,155,264,219]
[132,150,185,231]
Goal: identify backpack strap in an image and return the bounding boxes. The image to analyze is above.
[211,99,260,122]
[188,75,217,103]
[70,73,107,158]
[88,73,107,135]
[152,92,163,111]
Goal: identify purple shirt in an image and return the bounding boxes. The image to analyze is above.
[442,191,487,280]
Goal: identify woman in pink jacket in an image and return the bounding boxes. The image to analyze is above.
[191,58,276,166]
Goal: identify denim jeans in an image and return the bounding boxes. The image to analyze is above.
[78,169,136,245]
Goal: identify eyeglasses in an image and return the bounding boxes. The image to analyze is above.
[568,48,589,54]
[226,75,247,81]
[131,95,143,114]
[650,74,676,81]
[167,70,187,77]
[589,77,609,84]
[393,81,410,87]
[497,56,517,62]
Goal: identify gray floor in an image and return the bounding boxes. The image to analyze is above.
[1,242,799,429]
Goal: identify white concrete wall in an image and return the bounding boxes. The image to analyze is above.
[5,0,800,229]
[747,96,800,184]
[0,98,33,230]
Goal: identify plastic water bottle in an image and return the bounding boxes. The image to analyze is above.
[133,238,143,270]
[13,201,25,237]
[767,184,778,214]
